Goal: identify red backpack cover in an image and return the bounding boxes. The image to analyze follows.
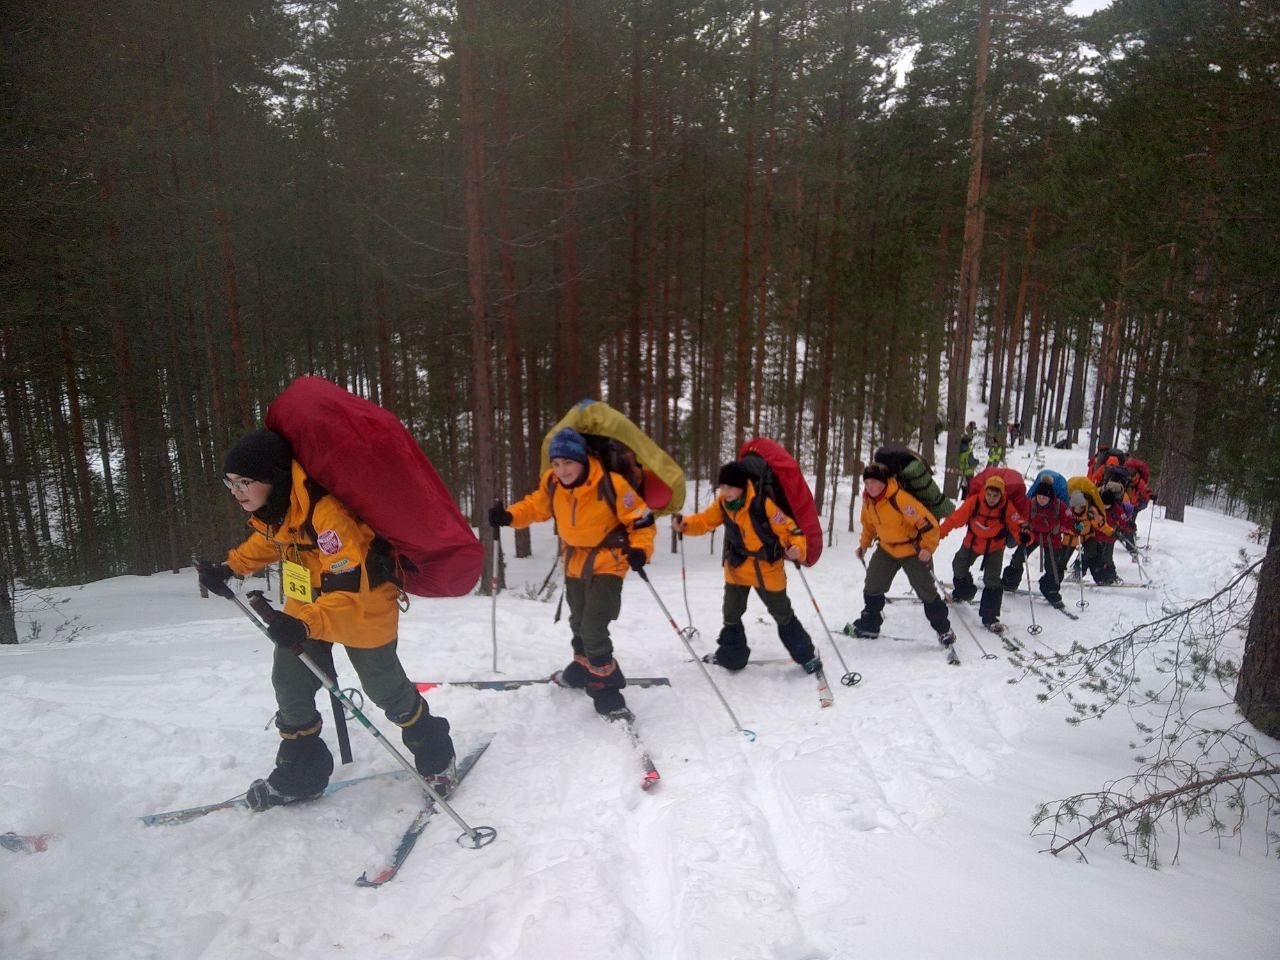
[737,437,823,567]
[969,466,1029,517]
[266,376,483,598]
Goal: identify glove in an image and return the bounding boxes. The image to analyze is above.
[1074,521,1085,533]
[632,510,655,530]
[264,609,309,651]
[626,548,647,572]
[196,560,234,600]
[488,503,512,529]
[1150,492,1158,503]
[1017,529,1033,547]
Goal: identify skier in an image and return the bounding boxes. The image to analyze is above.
[938,473,1025,632]
[1067,487,1116,583]
[1000,477,1074,608]
[489,427,655,720]
[846,463,955,648]
[196,429,457,810]
[671,460,819,674]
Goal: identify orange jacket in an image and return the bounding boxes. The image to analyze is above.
[508,457,655,579]
[225,462,400,649]
[1067,504,1114,547]
[939,484,1024,555]
[681,482,806,590]
[859,478,939,559]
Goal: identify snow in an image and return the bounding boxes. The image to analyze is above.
[2,444,1276,960]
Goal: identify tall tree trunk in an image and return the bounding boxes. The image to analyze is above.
[1236,507,1280,738]
[457,0,498,592]
[943,0,991,496]
[733,4,761,450]
[201,34,251,430]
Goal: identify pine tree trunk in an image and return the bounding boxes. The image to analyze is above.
[733,4,761,451]
[943,0,991,496]
[457,0,498,591]
[1236,507,1280,738]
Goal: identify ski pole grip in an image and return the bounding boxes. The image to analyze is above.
[245,589,274,621]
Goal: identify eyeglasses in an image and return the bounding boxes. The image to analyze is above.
[222,476,260,494]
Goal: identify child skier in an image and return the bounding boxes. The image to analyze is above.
[670,460,819,673]
[1000,477,1074,608]
[1067,488,1116,584]
[196,429,457,810]
[846,463,955,648]
[938,473,1025,632]
[489,427,655,720]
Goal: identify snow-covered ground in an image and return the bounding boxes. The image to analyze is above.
[2,444,1276,960]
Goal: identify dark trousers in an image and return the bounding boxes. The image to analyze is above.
[565,574,624,660]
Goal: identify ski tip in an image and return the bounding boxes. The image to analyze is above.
[641,773,661,791]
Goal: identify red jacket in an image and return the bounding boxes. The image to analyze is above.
[940,485,1025,555]
[1025,498,1074,549]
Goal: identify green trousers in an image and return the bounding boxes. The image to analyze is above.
[864,548,940,602]
[723,583,796,626]
[564,574,624,660]
[273,637,420,727]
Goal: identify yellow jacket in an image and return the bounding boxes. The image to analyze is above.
[225,462,400,649]
[859,478,939,559]
[509,457,655,579]
[681,482,806,591]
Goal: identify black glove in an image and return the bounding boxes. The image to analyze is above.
[488,502,512,529]
[626,547,647,572]
[1017,529,1033,547]
[632,510,655,529]
[196,560,234,600]
[264,609,309,651]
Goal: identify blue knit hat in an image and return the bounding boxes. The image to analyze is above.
[549,428,589,465]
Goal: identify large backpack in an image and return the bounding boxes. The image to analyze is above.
[1031,469,1070,504]
[265,376,483,598]
[540,399,685,515]
[874,444,955,519]
[1067,475,1105,515]
[735,437,823,568]
[968,466,1029,517]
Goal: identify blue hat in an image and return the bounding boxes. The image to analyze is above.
[549,428,589,465]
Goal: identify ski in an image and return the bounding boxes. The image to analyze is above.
[141,768,415,827]
[355,738,492,887]
[692,654,794,667]
[1,831,52,854]
[415,677,670,692]
[607,713,661,791]
[813,666,835,707]
[832,629,919,643]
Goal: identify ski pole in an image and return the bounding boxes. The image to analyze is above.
[930,568,996,661]
[1144,502,1155,550]
[490,508,501,674]
[677,534,699,640]
[634,569,755,740]
[234,590,497,849]
[1075,552,1089,610]
[795,563,862,685]
[1024,542,1043,637]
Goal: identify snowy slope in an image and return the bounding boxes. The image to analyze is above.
[2,444,1276,960]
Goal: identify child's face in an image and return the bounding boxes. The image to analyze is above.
[984,487,1002,506]
[225,475,271,513]
[1034,493,1051,507]
[551,458,585,486]
[864,478,887,499]
[719,484,745,502]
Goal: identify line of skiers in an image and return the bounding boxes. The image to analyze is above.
[195,420,1155,811]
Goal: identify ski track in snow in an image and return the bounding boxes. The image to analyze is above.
[3,444,1279,959]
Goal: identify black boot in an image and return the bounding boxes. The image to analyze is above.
[951,574,977,603]
[711,622,751,670]
[392,698,455,777]
[777,617,817,669]
[846,594,885,638]
[585,654,630,718]
[978,586,1002,626]
[923,597,951,635]
[248,715,334,810]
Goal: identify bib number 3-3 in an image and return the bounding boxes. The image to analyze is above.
[283,561,312,603]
